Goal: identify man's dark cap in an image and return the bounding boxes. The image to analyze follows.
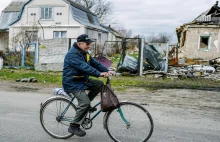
[77,34,94,44]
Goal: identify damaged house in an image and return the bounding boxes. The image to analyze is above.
[176,1,220,60]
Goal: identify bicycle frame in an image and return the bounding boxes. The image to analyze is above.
[59,96,130,126]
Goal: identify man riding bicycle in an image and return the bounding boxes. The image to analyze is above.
[62,34,114,137]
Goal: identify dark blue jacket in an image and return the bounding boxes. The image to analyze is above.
[62,42,109,92]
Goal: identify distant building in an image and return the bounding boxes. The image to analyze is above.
[0,0,109,51]
[102,25,124,41]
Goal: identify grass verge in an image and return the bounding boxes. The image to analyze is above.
[0,68,220,91]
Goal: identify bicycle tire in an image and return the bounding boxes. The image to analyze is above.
[40,97,76,139]
[105,102,154,142]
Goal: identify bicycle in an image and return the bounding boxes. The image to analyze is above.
[40,78,154,142]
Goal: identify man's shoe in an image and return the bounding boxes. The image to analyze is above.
[89,106,97,113]
[68,124,86,137]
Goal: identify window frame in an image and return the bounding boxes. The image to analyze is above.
[198,35,211,51]
[40,7,53,20]
[53,31,67,39]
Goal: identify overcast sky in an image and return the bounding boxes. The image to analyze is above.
[0,0,218,42]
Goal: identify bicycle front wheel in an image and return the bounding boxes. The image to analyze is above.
[105,102,154,142]
[40,97,76,139]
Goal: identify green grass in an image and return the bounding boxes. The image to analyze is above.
[0,68,220,91]
[107,54,121,68]
[96,76,220,91]
[0,68,62,85]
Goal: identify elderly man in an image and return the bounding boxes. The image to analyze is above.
[62,34,114,137]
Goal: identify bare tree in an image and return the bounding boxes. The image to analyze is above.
[146,32,170,43]
[113,25,133,38]
[6,22,40,66]
[10,21,39,51]
[73,0,113,23]
[157,32,170,43]
[146,32,157,43]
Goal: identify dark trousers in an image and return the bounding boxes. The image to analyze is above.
[71,79,104,125]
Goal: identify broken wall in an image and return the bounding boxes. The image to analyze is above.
[179,25,220,60]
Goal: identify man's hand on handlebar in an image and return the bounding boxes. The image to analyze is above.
[100,71,115,78]
[100,72,109,78]
[108,71,115,76]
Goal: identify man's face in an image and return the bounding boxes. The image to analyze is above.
[78,42,91,52]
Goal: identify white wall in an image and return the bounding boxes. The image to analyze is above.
[38,26,84,39]
[107,32,116,41]
[13,0,81,26]
[87,28,108,45]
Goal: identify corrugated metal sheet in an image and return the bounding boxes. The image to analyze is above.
[0,12,20,30]
[3,1,25,12]
[70,6,108,32]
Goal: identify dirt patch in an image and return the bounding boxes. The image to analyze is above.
[10,86,39,92]
[116,88,220,111]
[0,80,56,93]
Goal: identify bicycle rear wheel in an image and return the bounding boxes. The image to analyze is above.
[40,97,76,139]
[105,102,154,142]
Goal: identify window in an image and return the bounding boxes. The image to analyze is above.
[41,7,53,20]
[199,36,211,50]
[54,31,67,38]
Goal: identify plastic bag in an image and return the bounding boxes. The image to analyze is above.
[100,83,120,112]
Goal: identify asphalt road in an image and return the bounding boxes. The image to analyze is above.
[0,91,219,142]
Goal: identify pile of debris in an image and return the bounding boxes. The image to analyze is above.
[116,44,166,74]
[95,39,220,81]
[167,64,220,81]
[16,77,38,83]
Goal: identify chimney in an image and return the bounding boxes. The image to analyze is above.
[216,1,219,6]
[109,25,111,28]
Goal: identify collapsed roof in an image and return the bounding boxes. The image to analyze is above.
[176,1,220,34]
[193,1,220,23]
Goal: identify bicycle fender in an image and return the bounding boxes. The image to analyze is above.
[40,96,72,111]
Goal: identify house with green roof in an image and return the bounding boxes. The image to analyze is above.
[0,0,109,51]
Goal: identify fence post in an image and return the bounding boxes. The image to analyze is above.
[138,38,144,76]
[21,45,25,67]
[34,43,37,65]
[165,43,169,73]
